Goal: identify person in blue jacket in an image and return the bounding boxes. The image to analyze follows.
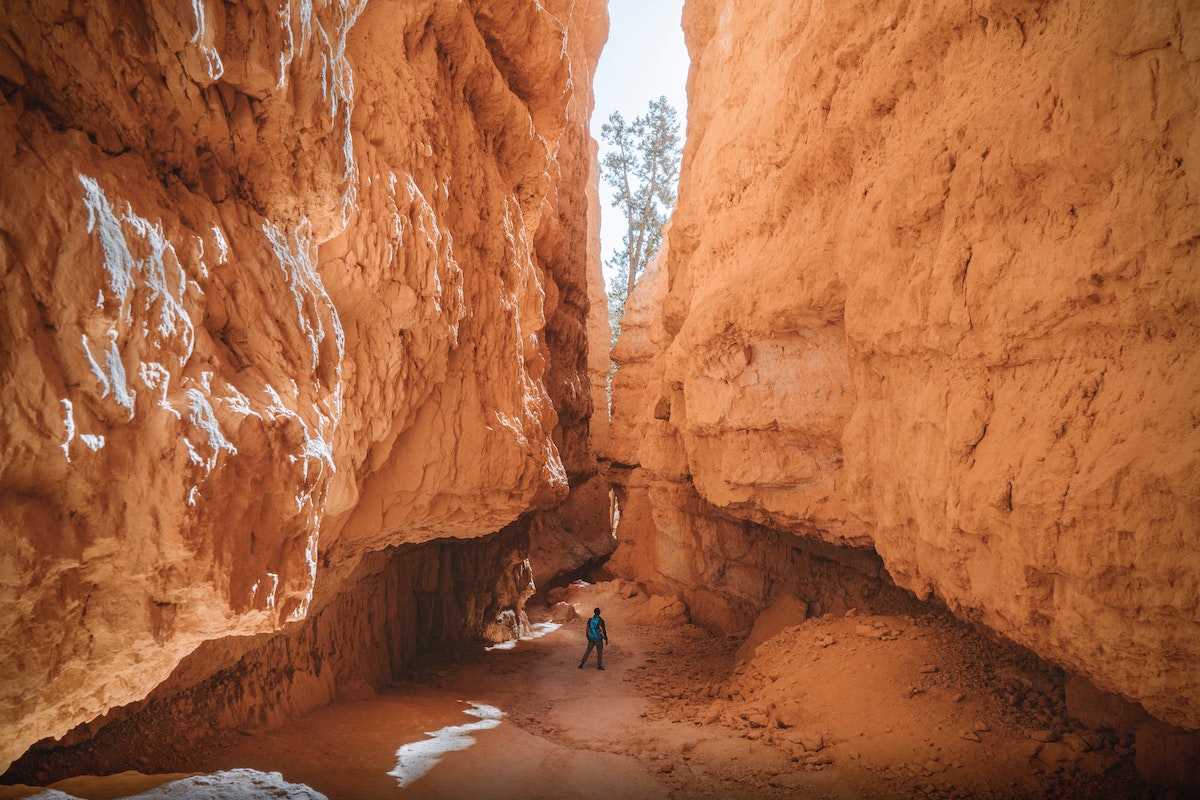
[578,607,609,670]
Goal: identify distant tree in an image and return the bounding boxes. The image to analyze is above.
[601,96,681,347]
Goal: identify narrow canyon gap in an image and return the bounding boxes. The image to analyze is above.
[1,0,1198,793]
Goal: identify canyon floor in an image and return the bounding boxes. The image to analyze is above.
[2,581,1168,800]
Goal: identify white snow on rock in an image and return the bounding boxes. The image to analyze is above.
[60,399,75,461]
[23,769,328,799]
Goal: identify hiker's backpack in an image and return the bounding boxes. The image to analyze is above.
[587,616,603,641]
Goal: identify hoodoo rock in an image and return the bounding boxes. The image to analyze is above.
[608,0,1200,733]
[0,0,609,772]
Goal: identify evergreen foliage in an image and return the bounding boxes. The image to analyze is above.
[601,96,681,347]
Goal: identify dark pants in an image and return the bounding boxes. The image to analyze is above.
[580,639,604,668]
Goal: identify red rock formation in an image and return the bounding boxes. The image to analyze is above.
[0,0,609,771]
[608,242,892,636]
[608,0,1200,732]
[4,523,536,783]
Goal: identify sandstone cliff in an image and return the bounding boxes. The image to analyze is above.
[608,0,1200,732]
[0,0,609,772]
[5,524,536,783]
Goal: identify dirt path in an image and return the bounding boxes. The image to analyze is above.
[5,580,1157,799]
[190,579,1150,799]
[194,581,697,800]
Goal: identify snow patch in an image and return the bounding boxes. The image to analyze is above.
[79,434,106,451]
[289,529,319,621]
[313,0,367,220]
[389,702,504,788]
[81,334,110,397]
[58,398,108,460]
[185,388,237,471]
[139,362,180,419]
[263,385,336,490]
[184,438,204,467]
[192,235,210,280]
[485,621,561,652]
[402,173,464,343]
[264,572,280,611]
[190,0,225,81]
[275,0,314,90]
[220,385,261,419]
[61,399,75,461]
[81,333,136,417]
[207,226,229,276]
[79,175,136,303]
[262,220,344,378]
[125,215,193,357]
[106,338,136,414]
[78,174,197,367]
[23,769,328,799]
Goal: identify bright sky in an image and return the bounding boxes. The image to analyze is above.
[590,0,690,287]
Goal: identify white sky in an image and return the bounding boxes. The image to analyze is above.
[590,0,690,287]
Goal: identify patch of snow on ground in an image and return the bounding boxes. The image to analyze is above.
[388,702,503,788]
[485,621,561,651]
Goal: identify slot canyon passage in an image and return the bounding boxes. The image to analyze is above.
[0,0,1198,798]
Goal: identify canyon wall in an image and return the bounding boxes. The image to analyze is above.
[0,0,609,772]
[5,524,535,784]
[608,0,1200,732]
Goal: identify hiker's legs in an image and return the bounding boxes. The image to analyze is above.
[596,640,604,669]
[580,640,596,666]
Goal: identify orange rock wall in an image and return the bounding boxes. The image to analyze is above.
[0,0,608,771]
[609,0,1200,730]
[5,524,535,783]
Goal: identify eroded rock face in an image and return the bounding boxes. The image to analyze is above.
[608,244,893,636]
[4,525,535,784]
[0,0,608,771]
[608,0,1200,730]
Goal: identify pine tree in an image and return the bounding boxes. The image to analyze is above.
[601,97,681,347]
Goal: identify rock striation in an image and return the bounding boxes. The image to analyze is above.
[0,0,609,772]
[608,0,1200,733]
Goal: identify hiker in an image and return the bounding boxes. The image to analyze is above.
[578,607,608,670]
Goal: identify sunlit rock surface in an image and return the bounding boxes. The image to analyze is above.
[607,0,1200,730]
[608,244,891,637]
[0,0,608,771]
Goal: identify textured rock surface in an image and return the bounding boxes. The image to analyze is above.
[0,0,608,771]
[4,525,535,784]
[608,0,1200,730]
[608,247,894,636]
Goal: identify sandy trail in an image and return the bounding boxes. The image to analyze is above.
[197,581,693,800]
[190,580,1146,799]
[5,580,1155,799]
